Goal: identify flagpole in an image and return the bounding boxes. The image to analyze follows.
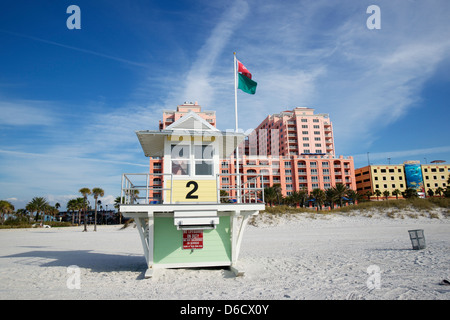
[233,52,241,203]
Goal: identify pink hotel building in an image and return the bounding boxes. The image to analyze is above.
[149,102,355,201]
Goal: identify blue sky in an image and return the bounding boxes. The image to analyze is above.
[1,0,449,210]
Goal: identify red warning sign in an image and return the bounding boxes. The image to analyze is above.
[183,230,203,249]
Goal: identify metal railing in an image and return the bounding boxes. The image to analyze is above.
[120,172,265,205]
[216,173,264,204]
[121,173,173,205]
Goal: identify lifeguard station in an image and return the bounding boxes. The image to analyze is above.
[120,111,264,278]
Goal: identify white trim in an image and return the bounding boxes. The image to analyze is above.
[153,261,232,269]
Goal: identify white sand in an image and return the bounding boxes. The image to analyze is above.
[0,208,449,300]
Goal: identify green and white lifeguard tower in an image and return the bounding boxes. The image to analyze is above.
[120,111,264,278]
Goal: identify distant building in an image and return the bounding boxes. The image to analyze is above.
[159,101,216,130]
[148,104,356,202]
[355,165,407,199]
[355,161,449,199]
[250,107,335,157]
[421,163,449,195]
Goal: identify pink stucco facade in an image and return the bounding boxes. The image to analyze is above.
[149,104,355,202]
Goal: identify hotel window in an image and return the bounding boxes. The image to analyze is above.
[302,125,308,128]
[311,176,318,182]
[285,169,292,175]
[324,183,331,189]
[303,143,310,147]
[313,119,319,122]
[313,125,320,129]
[312,183,319,189]
[311,169,317,175]
[323,169,329,174]
[315,149,322,154]
[315,143,322,147]
[301,119,307,122]
[304,149,310,154]
[302,131,308,134]
[314,131,320,135]
[324,176,330,181]
[314,137,321,141]
[303,137,309,141]
[285,177,292,182]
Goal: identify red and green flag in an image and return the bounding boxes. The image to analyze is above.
[237,59,257,95]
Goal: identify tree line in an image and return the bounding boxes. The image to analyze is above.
[263,183,360,210]
[0,187,105,230]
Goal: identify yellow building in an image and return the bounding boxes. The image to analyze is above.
[421,164,449,195]
[355,165,407,199]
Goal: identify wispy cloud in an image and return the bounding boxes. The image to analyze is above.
[181,0,250,106]
[0,29,149,68]
[0,149,148,167]
[0,99,56,126]
[353,146,450,165]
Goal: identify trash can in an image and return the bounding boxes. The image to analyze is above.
[408,229,426,250]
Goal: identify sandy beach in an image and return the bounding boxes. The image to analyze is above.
[0,208,449,300]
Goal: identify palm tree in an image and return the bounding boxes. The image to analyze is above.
[374,189,382,201]
[435,187,444,198]
[365,190,373,201]
[91,187,104,232]
[79,188,91,232]
[311,188,326,210]
[0,200,15,225]
[67,199,77,224]
[27,197,49,226]
[332,183,348,207]
[346,189,360,204]
[220,190,230,203]
[402,188,418,198]
[392,189,401,200]
[382,190,390,200]
[272,183,282,205]
[264,187,277,207]
[325,188,335,209]
[427,189,434,197]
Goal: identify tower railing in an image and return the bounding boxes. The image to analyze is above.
[120,173,265,205]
